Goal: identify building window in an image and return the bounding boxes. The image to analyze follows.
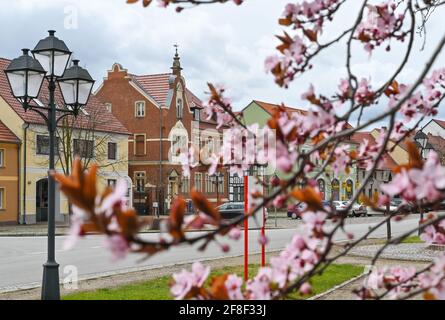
[36,135,59,155]
[0,188,4,209]
[73,139,94,158]
[0,149,4,167]
[177,99,183,119]
[135,172,146,192]
[108,142,117,160]
[205,173,210,193]
[218,173,225,193]
[194,109,200,121]
[171,134,187,159]
[181,176,190,193]
[346,179,353,200]
[135,101,145,117]
[317,179,326,200]
[194,172,202,191]
[107,179,117,187]
[105,103,112,112]
[135,134,146,156]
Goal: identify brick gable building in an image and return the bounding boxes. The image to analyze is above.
[95,51,228,214]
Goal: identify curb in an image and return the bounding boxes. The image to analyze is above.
[308,272,366,300]
[0,226,284,237]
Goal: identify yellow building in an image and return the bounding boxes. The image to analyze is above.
[0,57,130,224]
[0,120,20,224]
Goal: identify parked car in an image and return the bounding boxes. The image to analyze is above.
[287,203,306,219]
[217,202,268,222]
[348,201,368,217]
[332,201,348,215]
[217,202,244,222]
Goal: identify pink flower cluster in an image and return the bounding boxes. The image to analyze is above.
[357,129,386,170]
[421,218,445,245]
[364,265,417,299]
[363,254,445,299]
[265,1,342,86]
[170,210,328,300]
[338,78,375,106]
[170,262,210,300]
[283,0,342,32]
[355,1,406,53]
[380,151,445,203]
[204,84,234,129]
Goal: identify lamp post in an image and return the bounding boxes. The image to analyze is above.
[4,30,94,300]
[414,131,434,235]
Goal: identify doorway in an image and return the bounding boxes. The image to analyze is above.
[36,178,48,222]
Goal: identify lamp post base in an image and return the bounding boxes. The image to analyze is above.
[41,261,60,300]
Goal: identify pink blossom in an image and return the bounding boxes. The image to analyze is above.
[258,234,269,246]
[63,205,87,250]
[103,234,129,261]
[225,275,244,300]
[300,282,312,295]
[100,179,128,217]
[246,267,273,300]
[170,262,211,300]
[228,227,241,240]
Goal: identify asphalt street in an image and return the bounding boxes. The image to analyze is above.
[0,216,420,291]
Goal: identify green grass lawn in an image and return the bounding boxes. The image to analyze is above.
[400,236,423,243]
[63,263,363,300]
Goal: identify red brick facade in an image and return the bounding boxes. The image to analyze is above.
[95,54,228,214]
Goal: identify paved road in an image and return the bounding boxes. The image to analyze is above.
[0,216,420,291]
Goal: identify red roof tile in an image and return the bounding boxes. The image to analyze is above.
[132,73,203,109]
[0,120,20,143]
[0,58,129,135]
[351,131,398,170]
[253,100,307,116]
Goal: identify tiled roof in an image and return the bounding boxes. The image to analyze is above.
[0,58,130,135]
[130,72,219,126]
[132,73,203,108]
[351,131,398,170]
[0,120,20,143]
[253,100,307,116]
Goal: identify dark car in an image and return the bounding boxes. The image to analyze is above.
[287,203,305,219]
[217,202,245,221]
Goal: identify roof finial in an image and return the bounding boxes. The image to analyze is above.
[174,43,179,57]
[171,43,182,76]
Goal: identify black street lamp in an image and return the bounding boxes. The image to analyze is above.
[414,131,434,234]
[4,30,94,300]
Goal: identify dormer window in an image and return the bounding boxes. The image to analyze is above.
[135,101,145,117]
[105,103,112,112]
[177,99,183,119]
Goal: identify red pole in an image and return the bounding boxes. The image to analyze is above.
[261,206,265,266]
[261,173,266,267]
[244,175,248,281]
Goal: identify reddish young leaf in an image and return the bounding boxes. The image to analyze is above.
[291,186,323,211]
[191,189,221,223]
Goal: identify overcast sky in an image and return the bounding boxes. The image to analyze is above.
[1,0,445,129]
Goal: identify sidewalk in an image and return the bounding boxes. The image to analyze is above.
[0,214,290,237]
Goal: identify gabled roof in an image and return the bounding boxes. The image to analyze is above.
[131,73,203,109]
[0,58,130,135]
[351,131,398,170]
[0,120,20,144]
[251,100,307,116]
[432,119,445,129]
